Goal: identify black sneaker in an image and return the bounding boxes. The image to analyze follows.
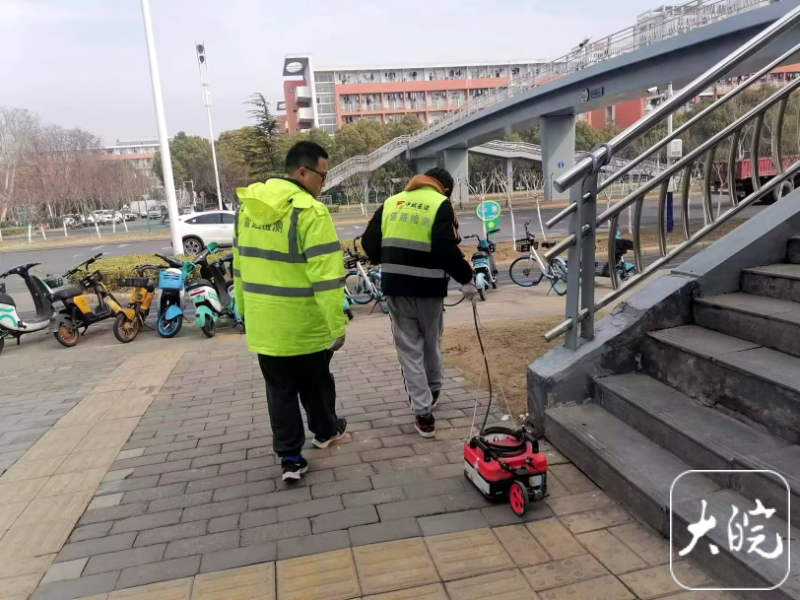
[312,418,348,449]
[281,456,308,482]
[431,390,441,410]
[415,413,435,439]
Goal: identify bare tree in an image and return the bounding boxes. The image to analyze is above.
[518,171,547,240]
[468,176,492,238]
[491,167,519,243]
[0,107,39,224]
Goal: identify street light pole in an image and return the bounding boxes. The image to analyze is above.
[196,43,224,210]
[140,0,182,253]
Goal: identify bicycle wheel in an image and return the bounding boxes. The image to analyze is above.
[344,272,373,304]
[549,259,568,296]
[509,256,543,287]
[377,294,389,314]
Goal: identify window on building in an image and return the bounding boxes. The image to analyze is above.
[606,106,614,124]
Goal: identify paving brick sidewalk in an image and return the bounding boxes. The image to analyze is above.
[16,324,732,600]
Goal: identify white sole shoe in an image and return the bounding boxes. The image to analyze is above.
[415,424,436,439]
[312,424,348,449]
[282,465,309,481]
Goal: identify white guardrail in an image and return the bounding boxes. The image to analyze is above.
[323,0,774,191]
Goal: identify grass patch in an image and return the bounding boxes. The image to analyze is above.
[442,316,563,419]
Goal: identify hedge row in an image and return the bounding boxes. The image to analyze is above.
[0,227,25,238]
[65,252,203,291]
[65,241,358,292]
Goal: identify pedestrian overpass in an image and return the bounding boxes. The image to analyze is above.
[323,0,800,201]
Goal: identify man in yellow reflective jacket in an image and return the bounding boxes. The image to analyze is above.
[234,141,348,482]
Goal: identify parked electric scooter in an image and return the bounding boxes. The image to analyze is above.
[52,254,129,347]
[188,243,243,338]
[153,253,195,339]
[112,264,164,343]
[463,229,499,301]
[0,263,66,354]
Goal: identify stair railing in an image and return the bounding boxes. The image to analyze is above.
[542,4,800,350]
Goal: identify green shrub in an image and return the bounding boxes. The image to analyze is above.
[65,252,219,291]
[0,227,25,238]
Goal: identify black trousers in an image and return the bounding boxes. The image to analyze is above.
[257,350,339,457]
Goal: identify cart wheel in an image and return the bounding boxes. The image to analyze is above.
[509,481,529,516]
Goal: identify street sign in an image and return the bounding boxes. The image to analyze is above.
[669,139,683,159]
[486,219,498,230]
[476,200,501,222]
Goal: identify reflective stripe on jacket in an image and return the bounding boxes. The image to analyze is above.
[233,178,346,357]
[379,186,448,287]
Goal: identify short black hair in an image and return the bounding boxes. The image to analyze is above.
[285,141,329,174]
[424,167,454,197]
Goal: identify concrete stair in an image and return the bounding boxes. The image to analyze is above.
[546,405,800,598]
[787,235,800,264]
[641,324,800,444]
[742,263,800,303]
[694,293,800,358]
[544,237,800,596]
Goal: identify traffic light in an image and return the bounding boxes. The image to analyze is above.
[196,43,205,64]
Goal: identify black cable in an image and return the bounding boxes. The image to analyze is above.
[474,301,494,434]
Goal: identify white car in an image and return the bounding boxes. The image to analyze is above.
[178,210,235,254]
[92,210,122,225]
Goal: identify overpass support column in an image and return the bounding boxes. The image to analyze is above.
[443,149,468,209]
[412,157,437,174]
[506,158,514,193]
[541,114,576,201]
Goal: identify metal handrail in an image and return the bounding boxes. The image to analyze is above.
[543,2,800,349]
[544,159,800,341]
[323,0,770,191]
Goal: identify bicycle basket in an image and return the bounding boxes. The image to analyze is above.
[515,238,536,252]
[117,277,150,289]
[43,277,63,288]
[158,271,185,290]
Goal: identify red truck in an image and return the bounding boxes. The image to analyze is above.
[712,154,799,204]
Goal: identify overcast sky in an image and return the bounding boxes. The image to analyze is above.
[1,0,659,145]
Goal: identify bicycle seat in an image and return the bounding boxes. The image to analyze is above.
[52,286,84,301]
[541,241,557,249]
[0,292,14,307]
[472,251,490,260]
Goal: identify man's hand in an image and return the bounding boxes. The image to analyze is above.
[328,334,346,352]
[461,283,480,304]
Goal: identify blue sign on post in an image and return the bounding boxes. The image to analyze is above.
[558,161,565,169]
[476,201,501,222]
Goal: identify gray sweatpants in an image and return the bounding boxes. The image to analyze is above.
[387,296,444,416]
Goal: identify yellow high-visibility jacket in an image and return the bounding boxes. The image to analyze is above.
[233,178,347,356]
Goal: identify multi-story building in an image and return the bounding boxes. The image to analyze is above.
[102,138,165,182]
[279,55,548,134]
